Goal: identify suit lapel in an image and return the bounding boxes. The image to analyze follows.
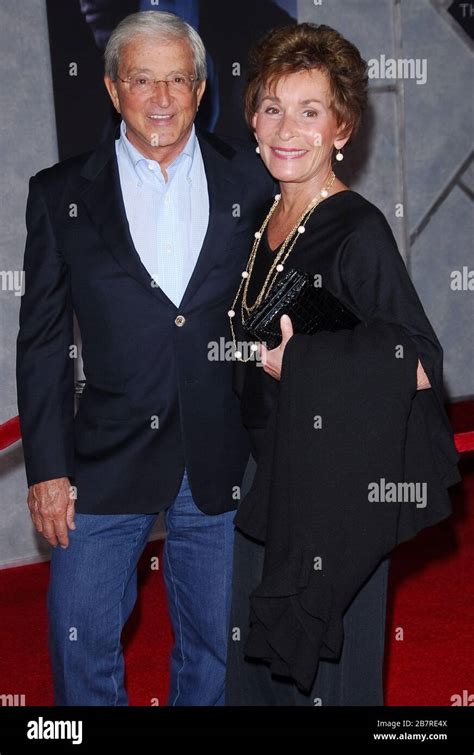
[80,136,177,309]
[179,133,239,310]
[80,130,240,312]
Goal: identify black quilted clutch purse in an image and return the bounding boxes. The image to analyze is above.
[243,268,360,349]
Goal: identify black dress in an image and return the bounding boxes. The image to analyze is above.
[226,190,454,705]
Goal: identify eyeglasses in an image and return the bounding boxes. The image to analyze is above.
[117,73,197,95]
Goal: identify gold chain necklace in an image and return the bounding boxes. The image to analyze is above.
[228,169,336,361]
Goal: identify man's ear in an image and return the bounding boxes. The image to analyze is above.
[195,78,206,108]
[104,76,121,113]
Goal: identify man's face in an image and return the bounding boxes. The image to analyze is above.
[105,35,206,168]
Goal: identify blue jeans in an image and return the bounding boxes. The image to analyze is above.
[47,471,235,706]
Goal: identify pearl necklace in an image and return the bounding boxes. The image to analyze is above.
[228,170,336,361]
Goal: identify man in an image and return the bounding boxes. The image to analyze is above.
[16,11,272,706]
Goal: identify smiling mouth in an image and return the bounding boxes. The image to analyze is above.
[271,147,308,159]
[147,114,174,122]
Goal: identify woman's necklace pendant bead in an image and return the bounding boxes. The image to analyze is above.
[236,170,336,329]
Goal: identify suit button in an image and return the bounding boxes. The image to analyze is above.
[175,315,186,327]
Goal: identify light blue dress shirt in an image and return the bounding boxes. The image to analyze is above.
[115,121,209,307]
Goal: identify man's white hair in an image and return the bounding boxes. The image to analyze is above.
[104,11,207,81]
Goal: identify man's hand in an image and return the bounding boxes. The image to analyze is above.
[27,477,76,548]
[259,314,294,381]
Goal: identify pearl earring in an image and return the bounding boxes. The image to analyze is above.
[335,148,344,162]
[255,145,261,155]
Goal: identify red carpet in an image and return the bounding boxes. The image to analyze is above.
[0,457,472,706]
[385,456,474,705]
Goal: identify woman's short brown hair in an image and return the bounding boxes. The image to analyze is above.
[245,23,368,140]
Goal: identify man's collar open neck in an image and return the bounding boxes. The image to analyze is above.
[119,120,196,179]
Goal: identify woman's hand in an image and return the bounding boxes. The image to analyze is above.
[259,314,294,381]
[416,359,431,390]
[259,316,430,389]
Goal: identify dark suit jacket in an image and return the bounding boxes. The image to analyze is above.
[16,130,273,514]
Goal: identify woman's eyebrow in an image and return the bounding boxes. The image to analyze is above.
[261,96,324,106]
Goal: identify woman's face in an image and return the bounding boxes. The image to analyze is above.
[252,68,348,186]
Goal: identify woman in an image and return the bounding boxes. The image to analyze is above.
[225,23,460,706]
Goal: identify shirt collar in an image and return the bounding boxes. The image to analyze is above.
[118,120,196,181]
